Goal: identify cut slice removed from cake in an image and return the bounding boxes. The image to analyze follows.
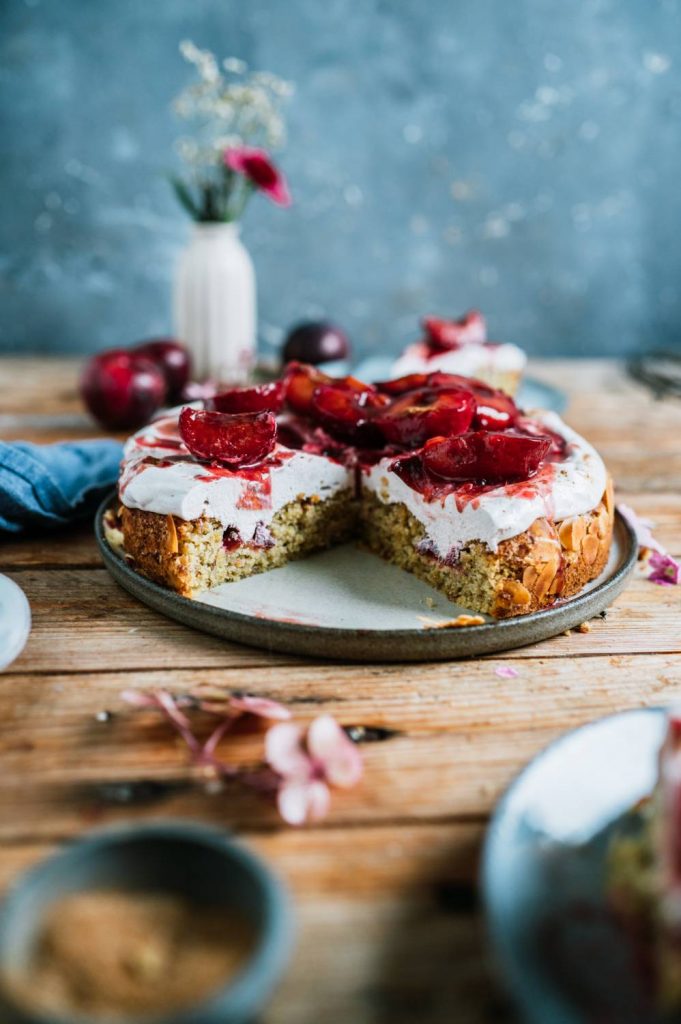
[392,311,527,395]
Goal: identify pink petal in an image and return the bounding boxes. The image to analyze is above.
[277,779,330,826]
[229,693,292,721]
[495,665,519,679]
[648,550,680,586]
[120,688,193,726]
[307,715,363,789]
[121,688,157,708]
[265,722,313,779]
[224,146,291,207]
[264,176,292,207]
[617,504,665,555]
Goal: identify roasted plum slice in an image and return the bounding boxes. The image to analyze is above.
[422,310,487,349]
[210,381,284,415]
[422,430,552,483]
[374,387,476,447]
[282,362,334,415]
[178,407,277,466]
[376,371,473,397]
[372,385,473,446]
[311,383,388,440]
[471,387,518,431]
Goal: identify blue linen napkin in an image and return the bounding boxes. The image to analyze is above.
[0,440,123,534]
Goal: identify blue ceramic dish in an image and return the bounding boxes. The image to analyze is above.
[482,707,668,1024]
[0,821,293,1024]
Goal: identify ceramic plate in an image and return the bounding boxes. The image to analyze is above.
[0,575,31,671]
[352,356,567,414]
[95,497,636,662]
[483,707,668,1024]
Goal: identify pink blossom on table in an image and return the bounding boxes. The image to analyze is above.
[617,504,678,586]
[648,550,680,587]
[224,146,292,206]
[188,683,291,721]
[228,693,292,720]
[265,714,363,826]
[494,665,519,679]
[194,691,292,769]
[120,688,199,755]
[121,690,363,824]
[617,504,665,555]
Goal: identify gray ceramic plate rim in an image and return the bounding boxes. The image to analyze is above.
[481,706,665,1023]
[95,494,637,662]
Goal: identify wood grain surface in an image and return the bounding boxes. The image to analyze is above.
[1,358,680,1024]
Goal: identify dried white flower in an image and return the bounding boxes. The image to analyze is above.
[223,57,248,74]
[174,40,292,163]
[171,40,293,220]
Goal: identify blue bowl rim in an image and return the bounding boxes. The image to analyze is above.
[0,819,293,1024]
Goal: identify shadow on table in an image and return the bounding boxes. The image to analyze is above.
[365,836,519,1024]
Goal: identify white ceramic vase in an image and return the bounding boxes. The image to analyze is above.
[173,222,256,382]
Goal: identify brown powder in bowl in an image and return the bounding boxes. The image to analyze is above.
[1,890,256,1018]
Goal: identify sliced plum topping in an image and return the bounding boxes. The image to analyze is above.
[210,381,284,415]
[422,310,487,350]
[310,383,389,445]
[179,407,277,466]
[376,371,474,397]
[282,362,332,416]
[472,389,518,431]
[516,416,568,460]
[374,387,475,447]
[422,431,552,483]
[377,373,431,396]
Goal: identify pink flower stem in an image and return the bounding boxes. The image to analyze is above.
[201,716,236,761]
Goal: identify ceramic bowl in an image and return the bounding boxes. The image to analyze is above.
[0,820,292,1024]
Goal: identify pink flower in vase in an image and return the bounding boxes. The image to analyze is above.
[224,146,292,207]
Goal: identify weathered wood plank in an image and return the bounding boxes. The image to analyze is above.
[0,524,101,568]
[0,359,84,417]
[1,652,679,839]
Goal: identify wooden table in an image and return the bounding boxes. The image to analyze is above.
[1,358,679,1023]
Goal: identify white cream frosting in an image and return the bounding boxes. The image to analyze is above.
[392,340,527,378]
[361,410,607,556]
[119,407,606,556]
[119,409,349,540]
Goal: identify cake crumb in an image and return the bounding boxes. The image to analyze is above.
[419,614,485,630]
[577,621,591,633]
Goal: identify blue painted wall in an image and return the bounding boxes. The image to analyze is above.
[2,0,680,360]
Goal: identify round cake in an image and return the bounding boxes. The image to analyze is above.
[111,362,612,619]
